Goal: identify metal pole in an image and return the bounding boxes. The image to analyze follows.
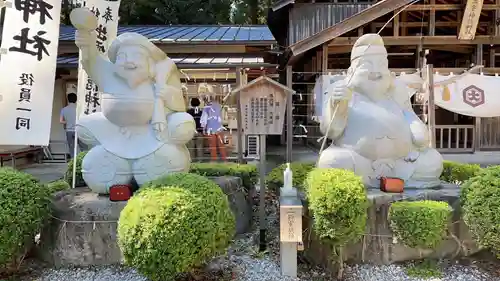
[426,64,436,148]
[259,134,267,252]
[286,66,293,162]
[235,68,244,163]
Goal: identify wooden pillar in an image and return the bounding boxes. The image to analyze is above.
[429,0,436,36]
[426,64,436,148]
[496,0,500,36]
[490,48,496,67]
[475,44,483,151]
[416,44,423,72]
[393,10,400,37]
[401,12,408,36]
[322,44,329,73]
[286,66,293,162]
[235,67,244,163]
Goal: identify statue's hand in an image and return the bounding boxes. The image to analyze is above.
[329,82,353,102]
[404,151,420,163]
[75,30,96,50]
[152,122,166,134]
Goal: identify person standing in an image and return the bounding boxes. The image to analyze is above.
[201,95,227,161]
[60,93,86,159]
[187,97,204,160]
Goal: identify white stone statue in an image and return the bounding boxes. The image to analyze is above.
[317,34,443,188]
[71,8,195,194]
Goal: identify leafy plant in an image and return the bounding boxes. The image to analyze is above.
[405,259,443,279]
[440,160,481,185]
[0,167,50,273]
[266,162,315,193]
[389,200,451,249]
[64,151,88,187]
[47,180,70,194]
[190,162,257,191]
[118,173,235,281]
[461,165,500,256]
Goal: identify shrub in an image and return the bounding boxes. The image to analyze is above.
[461,166,500,256]
[389,200,451,249]
[118,173,235,281]
[306,168,368,247]
[440,160,481,185]
[266,162,315,192]
[190,162,257,191]
[64,151,87,187]
[0,167,50,272]
[47,179,70,194]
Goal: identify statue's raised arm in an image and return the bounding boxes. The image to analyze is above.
[320,80,351,141]
[70,8,114,89]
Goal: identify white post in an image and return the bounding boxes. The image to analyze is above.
[279,189,303,277]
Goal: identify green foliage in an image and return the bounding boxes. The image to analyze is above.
[232,0,272,24]
[0,167,50,272]
[118,0,232,25]
[440,160,481,185]
[118,173,235,281]
[266,162,315,193]
[190,162,257,191]
[405,259,443,279]
[47,180,70,194]
[461,165,500,255]
[389,200,451,249]
[64,151,88,188]
[306,168,368,247]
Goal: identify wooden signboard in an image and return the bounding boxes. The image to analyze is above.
[232,76,294,136]
[458,0,484,40]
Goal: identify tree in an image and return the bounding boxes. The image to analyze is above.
[119,0,233,25]
[232,0,272,24]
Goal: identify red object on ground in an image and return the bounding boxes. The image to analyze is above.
[109,185,132,201]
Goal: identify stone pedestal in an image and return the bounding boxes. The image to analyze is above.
[303,184,479,270]
[38,176,252,266]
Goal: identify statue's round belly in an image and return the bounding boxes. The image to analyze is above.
[340,101,413,160]
[101,96,154,127]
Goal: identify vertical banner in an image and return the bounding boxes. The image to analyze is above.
[0,0,62,145]
[76,0,121,116]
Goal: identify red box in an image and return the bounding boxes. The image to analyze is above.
[380,177,404,193]
[109,185,132,201]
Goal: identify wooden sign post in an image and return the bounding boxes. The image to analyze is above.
[279,194,303,277]
[231,76,294,252]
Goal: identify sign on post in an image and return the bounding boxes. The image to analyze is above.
[279,199,303,243]
[233,76,292,136]
[0,0,62,145]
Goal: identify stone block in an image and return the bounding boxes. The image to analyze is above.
[302,184,479,269]
[38,176,252,266]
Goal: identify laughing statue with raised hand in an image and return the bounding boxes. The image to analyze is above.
[70,8,195,194]
[317,34,443,188]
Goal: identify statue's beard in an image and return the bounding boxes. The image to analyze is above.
[114,67,150,89]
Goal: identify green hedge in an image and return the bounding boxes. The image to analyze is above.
[118,173,235,281]
[461,166,500,256]
[47,180,70,194]
[389,200,451,249]
[190,162,257,191]
[440,160,481,185]
[266,162,315,193]
[0,167,50,272]
[64,151,88,187]
[306,168,368,248]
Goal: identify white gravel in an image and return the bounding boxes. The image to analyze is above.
[30,267,148,281]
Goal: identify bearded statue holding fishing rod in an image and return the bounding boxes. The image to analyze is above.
[70,8,195,195]
[317,34,443,188]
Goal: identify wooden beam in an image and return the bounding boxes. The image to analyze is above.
[288,0,414,57]
[372,21,492,28]
[429,0,436,36]
[326,67,500,74]
[406,4,500,10]
[458,0,484,40]
[328,36,500,46]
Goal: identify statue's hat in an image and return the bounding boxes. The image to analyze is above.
[108,32,167,63]
[350,34,388,62]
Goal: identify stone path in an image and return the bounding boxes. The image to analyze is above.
[21,163,67,183]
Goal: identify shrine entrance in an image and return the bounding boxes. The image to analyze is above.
[480,117,500,150]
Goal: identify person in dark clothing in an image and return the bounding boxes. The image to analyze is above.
[187,97,204,160]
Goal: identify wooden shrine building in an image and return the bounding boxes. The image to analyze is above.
[268,0,500,156]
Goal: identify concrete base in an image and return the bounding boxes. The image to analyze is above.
[38,176,252,266]
[303,184,479,270]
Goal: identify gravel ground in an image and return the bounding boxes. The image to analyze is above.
[16,191,500,281]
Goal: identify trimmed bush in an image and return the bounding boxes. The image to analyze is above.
[190,162,257,191]
[306,168,368,247]
[461,166,500,256]
[64,151,87,187]
[389,200,451,249]
[440,160,481,185]
[266,162,315,192]
[118,173,235,281]
[0,167,50,272]
[47,179,70,194]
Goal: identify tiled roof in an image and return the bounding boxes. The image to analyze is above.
[59,25,276,44]
[57,54,274,68]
